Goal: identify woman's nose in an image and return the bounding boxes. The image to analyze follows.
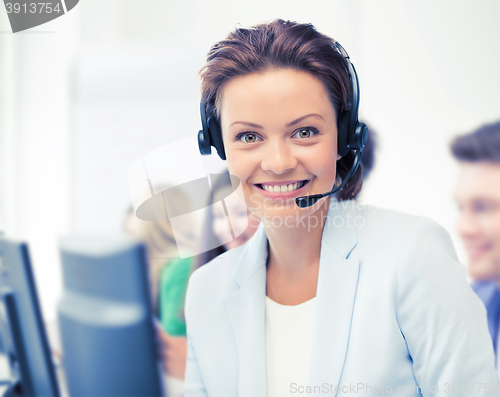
[260,140,297,175]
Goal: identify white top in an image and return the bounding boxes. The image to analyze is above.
[265,296,316,397]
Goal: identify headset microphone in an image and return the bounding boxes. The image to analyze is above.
[295,144,365,208]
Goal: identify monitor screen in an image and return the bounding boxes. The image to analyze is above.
[0,238,60,397]
[58,236,164,397]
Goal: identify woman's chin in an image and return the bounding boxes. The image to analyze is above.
[240,185,331,229]
[254,209,319,230]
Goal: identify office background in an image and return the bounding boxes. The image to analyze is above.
[1,0,499,321]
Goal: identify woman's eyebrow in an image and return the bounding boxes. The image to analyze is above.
[229,121,263,129]
[286,113,324,127]
[228,114,324,129]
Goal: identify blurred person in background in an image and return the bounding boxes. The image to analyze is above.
[124,186,197,315]
[452,121,500,364]
[157,171,260,383]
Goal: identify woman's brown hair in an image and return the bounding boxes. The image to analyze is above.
[199,19,363,200]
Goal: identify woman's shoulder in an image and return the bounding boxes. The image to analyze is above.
[361,205,459,272]
[355,203,450,241]
[187,244,247,292]
[351,204,457,270]
[184,244,249,324]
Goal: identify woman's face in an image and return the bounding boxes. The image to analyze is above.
[212,186,261,250]
[219,68,339,226]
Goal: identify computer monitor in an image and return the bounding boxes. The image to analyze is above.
[58,236,164,397]
[0,238,60,397]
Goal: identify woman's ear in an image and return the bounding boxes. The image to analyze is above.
[336,153,341,160]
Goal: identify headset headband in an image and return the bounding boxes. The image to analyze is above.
[198,40,367,160]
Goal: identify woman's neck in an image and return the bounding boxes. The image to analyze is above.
[265,198,330,282]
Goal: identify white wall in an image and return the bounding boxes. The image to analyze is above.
[0,9,79,319]
[72,40,209,235]
[1,0,500,320]
[357,1,500,261]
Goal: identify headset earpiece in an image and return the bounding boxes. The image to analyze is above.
[208,116,226,160]
[198,102,213,155]
[351,122,368,150]
[198,129,212,155]
[198,102,227,160]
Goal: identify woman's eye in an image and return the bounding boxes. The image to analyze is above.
[293,128,317,139]
[238,133,261,143]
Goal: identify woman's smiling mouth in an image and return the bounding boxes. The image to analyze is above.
[254,180,310,199]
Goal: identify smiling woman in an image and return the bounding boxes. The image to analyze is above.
[184,19,498,397]
[220,68,338,224]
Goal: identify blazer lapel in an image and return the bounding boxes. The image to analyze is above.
[224,223,268,397]
[223,200,361,397]
[309,199,361,396]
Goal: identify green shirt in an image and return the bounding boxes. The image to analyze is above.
[159,255,196,336]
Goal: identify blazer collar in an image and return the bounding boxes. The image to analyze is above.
[320,198,358,258]
[225,199,360,397]
[224,223,268,397]
[231,198,359,288]
[309,199,360,395]
[231,221,269,289]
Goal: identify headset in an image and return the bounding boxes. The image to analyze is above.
[198,41,368,208]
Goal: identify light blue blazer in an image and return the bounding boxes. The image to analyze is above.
[184,201,498,396]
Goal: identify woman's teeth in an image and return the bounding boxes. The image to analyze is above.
[261,181,306,192]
